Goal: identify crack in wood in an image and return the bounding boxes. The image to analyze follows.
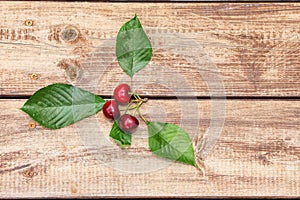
[0,163,31,174]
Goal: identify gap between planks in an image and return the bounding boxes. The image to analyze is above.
[0,96,299,100]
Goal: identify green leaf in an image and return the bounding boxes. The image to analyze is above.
[116,15,152,77]
[109,121,131,148]
[21,83,105,129]
[147,122,196,167]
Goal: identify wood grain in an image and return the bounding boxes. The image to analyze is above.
[0,99,299,197]
[0,2,300,97]
[1,1,299,198]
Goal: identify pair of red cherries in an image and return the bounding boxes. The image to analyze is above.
[102,84,139,133]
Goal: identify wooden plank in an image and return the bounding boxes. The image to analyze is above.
[0,99,299,197]
[0,2,300,97]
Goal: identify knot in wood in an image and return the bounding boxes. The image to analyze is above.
[60,26,80,43]
[57,59,82,83]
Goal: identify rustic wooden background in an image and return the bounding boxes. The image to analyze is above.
[0,1,299,198]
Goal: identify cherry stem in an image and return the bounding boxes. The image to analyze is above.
[123,91,149,123]
[133,93,141,101]
[137,109,148,123]
[123,101,135,114]
[133,100,143,116]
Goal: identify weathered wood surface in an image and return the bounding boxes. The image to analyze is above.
[0,99,299,197]
[1,1,300,198]
[1,2,300,97]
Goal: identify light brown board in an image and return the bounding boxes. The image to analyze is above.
[0,99,299,197]
[0,2,300,97]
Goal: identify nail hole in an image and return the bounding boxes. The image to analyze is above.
[30,73,38,80]
[23,168,36,178]
[71,185,78,194]
[28,121,36,129]
[24,19,34,26]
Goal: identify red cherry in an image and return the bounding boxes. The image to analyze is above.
[119,114,139,133]
[114,84,131,104]
[102,100,120,120]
